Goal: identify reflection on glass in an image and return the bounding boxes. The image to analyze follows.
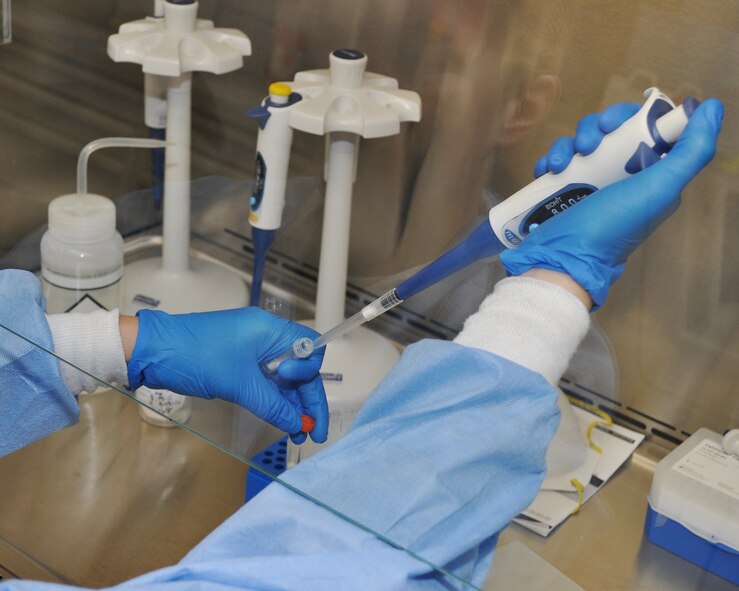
[1,0,10,45]
[0,320,480,590]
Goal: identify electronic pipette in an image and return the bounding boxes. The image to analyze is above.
[265,88,698,372]
[248,83,302,307]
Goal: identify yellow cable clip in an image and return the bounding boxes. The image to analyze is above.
[565,395,613,454]
[570,478,585,515]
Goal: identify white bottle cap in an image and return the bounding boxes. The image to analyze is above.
[48,193,117,244]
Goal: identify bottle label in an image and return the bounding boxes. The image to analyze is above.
[66,293,108,313]
[42,276,122,314]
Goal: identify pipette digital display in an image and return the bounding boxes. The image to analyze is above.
[265,88,698,371]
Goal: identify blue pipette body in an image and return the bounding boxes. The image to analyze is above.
[247,84,300,308]
[250,227,276,307]
[395,220,506,300]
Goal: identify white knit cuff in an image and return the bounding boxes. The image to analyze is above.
[454,277,590,385]
[46,309,128,395]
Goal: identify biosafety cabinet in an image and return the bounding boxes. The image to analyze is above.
[0,2,737,590]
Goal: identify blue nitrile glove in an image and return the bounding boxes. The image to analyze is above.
[502,98,723,309]
[533,102,641,177]
[127,308,328,443]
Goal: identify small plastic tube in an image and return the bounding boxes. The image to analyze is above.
[77,137,168,196]
[300,415,316,433]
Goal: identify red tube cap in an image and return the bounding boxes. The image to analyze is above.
[300,415,316,433]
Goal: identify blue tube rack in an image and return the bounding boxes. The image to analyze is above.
[245,437,289,502]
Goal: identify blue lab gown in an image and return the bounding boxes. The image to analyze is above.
[0,270,560,590]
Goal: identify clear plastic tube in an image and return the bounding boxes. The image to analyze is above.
[77,137,168,196]
[264,288,403,372]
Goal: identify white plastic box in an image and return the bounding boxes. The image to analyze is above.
[645,428,739,584]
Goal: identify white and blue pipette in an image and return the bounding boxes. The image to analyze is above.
[265,87,698,371]
[248,83,301,307]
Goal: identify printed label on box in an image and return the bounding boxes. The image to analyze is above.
[671,438,739,502]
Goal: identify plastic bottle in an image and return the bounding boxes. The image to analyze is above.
[41,193,124,314]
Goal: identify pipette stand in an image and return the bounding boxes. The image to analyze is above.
[108,0,252,314]
[283,50,421,459]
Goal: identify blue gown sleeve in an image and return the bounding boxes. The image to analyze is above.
[0,270,79,457]
[0,340,559,591]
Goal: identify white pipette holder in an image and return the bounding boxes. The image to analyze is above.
[285,50,421,330]
[280,50,421,464]
[108,1,252,314]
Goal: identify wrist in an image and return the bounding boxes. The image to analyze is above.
[46,309,128,394]
[119,315,139,362]
[520,269,592,311]
[454,276,591,384]
[126,309,192,394]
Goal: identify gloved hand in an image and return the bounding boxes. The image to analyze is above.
[127,308,328,443]
[501,98,723,309]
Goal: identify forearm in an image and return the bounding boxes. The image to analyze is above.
[454,271,591,385]
[46,310,130,394]
[521,268,592,310]
[119,314,139,361]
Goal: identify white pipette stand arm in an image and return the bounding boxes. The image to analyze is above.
[287,50,421,138]
[107,2,251,76]
[107,1,252,315]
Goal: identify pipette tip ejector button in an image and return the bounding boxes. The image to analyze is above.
[268,83,292,105]
[269,82,291,97]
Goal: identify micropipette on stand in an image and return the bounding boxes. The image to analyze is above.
[247,83,302,307]
[265,88,699,373]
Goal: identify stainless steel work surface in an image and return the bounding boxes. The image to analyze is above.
[493,441,736,591]
[487,541,584,591]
